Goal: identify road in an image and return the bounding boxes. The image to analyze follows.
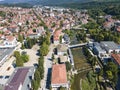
[39,44,54,90]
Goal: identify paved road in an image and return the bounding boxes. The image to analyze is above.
[0,48,14,66]
[39,44,54,90]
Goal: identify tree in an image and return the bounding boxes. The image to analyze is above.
[16,57,24,67]
[40,42,49,56]
[21,43,25,49]
[18,33,23,43]
[105,62,118,87]
[90,56,97,66]
[14,51,20,58]
[106,70,113,80]
[59,36,62,43]
[14,51,24,67]
[21,54,29,62]
[65,61,72,72]
[52,53,55,60]
[27,38,33,49]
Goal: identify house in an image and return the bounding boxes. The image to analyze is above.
[51,64,69,89]
[53,30,62,45]
[4,67,35,90]
[103,21,114,30]
[100,41,120,54]
[111,54,120,68]
[59,55,68,63]
[27,28,44,39]
[63,34,70,44]
[8,25,19,33]
[57,44,68,56]
[0,36,17,48]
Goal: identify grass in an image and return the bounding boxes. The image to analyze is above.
[71,71,88,90]
[82,79,91,90]
[71,47,90,70]
[70,47,93,90]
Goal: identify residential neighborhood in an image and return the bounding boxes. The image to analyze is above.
[0,2,120,90]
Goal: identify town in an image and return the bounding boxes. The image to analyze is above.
[0,4,120,90]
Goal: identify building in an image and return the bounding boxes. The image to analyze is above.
[93,42,109,64]
[27,28,45,39]
[100,41,120,54]
[57,44,68,56]
[111,54,120,68]
[59,55,68,63]
[51,64,69,89]
[63,34,70,44]
[4,67,35,90]
[0,36,17,48]
[93,42,106,56]
[53,30,61,45]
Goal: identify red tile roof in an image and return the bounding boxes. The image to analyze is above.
[51,64,67,84]
[6,36,15,42]
[111,54,120,65]
[53,30,61,41]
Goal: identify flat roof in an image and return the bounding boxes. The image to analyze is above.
[51,64,67,84]
[100,41,119,50]
[111,54,120,65]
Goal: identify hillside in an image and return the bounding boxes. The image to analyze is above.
[0,0,107,5]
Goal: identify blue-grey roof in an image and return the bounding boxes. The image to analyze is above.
[94,42,105,52]
[100,41,119,51]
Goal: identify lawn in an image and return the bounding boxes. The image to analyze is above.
[70,71,88,90]
[71,71,97,90]
[70,47,92,90]
[71,47,90,70]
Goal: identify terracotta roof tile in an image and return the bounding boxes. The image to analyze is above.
[51,64,67,84]
[111,54,120,65]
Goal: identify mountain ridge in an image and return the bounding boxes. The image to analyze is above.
[0,0,119,6]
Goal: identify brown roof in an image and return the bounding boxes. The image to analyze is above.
[51,64,67,84]
[111,54,120,65]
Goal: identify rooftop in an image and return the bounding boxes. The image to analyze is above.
[111,54,120,65]
[57,44,68,52]
[4,67,34,90]
[100,41,119,51]
[51,64,67,84]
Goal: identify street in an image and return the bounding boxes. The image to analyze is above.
[39,44,54,90]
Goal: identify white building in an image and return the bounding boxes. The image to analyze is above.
[0,36,17,48]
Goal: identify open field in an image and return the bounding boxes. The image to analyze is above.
[70,47,92,90]
[71,71,89,90]
[71,47,90,70]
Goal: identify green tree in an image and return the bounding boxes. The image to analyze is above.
[52,53,55,60]
[65,61,72,72]
[105,62,118,87]
[16,57,24,67]
[18,33,23,43]
[14,51,20,58]
[40,42,49,56]
[21,54,29,62]
[59,36,62,43]
[21,43,25,49]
